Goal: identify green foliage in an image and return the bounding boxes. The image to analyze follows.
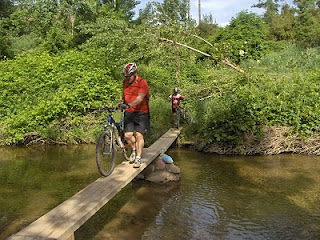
[136,0,188,25]
[193,43,320,145]
[0,0,14,18]
[9,33,42,56]
[0,51,120,144]
[198,14,220,38]
[0,0,320,148]
[214,11,269,63]
[0,18,12,59]
[146,97,172,146]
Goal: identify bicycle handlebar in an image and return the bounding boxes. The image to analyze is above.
[96,107,119,113]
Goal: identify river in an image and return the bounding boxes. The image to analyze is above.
[1,145,320,239]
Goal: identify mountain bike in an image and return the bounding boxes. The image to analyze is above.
[174,102,191,128]
[96,107,133,177]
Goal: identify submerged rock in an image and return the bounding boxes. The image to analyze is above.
[146,170,180,183]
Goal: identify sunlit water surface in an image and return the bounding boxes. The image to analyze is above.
[1,145,320,239]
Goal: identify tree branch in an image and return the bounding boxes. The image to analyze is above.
[160,37,245,74]
[191,34,214,47]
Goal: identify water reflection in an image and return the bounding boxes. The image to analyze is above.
[141,150,320,240]
[0,145,99,239]
[1,146,320,240]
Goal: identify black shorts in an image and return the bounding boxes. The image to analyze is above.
[172,108,179,113]
[124,112,150,134]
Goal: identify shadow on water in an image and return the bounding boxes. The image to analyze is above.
[75,181,181,240]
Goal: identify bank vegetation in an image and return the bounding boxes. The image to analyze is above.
[0,0,320,155]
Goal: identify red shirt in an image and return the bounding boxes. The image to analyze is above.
[169,93,184,109]
[123,75,149,113]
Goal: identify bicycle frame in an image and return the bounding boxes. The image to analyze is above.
[104,108,125,149]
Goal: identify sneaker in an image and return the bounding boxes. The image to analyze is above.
[133,157,141,168]
[129,150,136,163]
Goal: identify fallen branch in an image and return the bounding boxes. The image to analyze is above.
[191,34,214,47]
[160,37,245,74]
[222,58,245,74]
[199,95,213,101]
[161,37,211,57]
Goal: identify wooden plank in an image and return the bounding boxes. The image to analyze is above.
[7,128,180,240]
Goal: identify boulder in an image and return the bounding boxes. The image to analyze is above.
[154,157,166,171]
[142,164,155,176]
[137,155,181,183]
[165,164,180,174]
[146,170,180,183]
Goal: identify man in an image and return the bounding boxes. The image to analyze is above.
[168,87,184,127]
[118,63,150,168]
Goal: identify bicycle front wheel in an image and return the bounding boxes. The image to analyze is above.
[96,129,115,177]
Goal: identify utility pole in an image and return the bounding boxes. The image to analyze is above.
[188,0,190,21]
[198,0,201,24]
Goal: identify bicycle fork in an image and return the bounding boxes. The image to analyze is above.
[102,124,114,155]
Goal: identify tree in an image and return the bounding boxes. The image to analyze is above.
[155,0,188,25]
[0,0,14,18]
[198,13,219,38]
[278,3,296,40]
[0,19,12,59]
[215,11,268,63]
[101,0,140,20]
[252,0,283,24]
[135,1,158,25]
[293,0,320,45]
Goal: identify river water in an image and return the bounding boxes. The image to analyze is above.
[1,145,320,239]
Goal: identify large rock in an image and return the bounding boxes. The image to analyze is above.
[137,155,181,183]
[154,157,166,170]
[142,164,155,176]
[165,163,180,174]
[146,170,180,183]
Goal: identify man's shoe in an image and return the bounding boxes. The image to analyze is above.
[133,157,141,168]
[129,150,136,163]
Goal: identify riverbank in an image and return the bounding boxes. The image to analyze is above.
[3,125,320,156]
[181,126,320,156]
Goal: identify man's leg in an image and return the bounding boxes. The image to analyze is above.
[173,111,177,126]
[125,131,135,148]
[125,131,136,163]
[133,113,149,168]
[135,132,144,158]
[133,132,144,168]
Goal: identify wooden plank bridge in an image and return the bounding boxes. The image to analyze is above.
[7,128,181,240]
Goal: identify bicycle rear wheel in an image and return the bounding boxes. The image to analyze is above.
[183,108,191,124]
[123,139,133,161]
[96,129,115,177]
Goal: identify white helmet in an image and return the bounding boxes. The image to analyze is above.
[123,63,137,77]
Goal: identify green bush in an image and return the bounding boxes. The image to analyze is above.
[214,11,268,64]
[0,50,120,144]
[192,45,320,145]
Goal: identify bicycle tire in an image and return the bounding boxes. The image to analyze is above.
[123,141,132,161]
[96,129,116,177]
